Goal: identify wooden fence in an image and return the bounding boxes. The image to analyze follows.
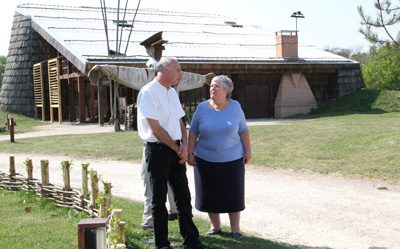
[0,156,126,249]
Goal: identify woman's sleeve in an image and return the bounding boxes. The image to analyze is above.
[237,103,248,132]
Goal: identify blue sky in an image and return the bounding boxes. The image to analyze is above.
[0,0,384,56]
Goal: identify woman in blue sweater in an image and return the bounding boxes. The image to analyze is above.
[187,75,251,240]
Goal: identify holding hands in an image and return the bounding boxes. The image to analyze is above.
[177,144,188,164]
[187,153,195,166]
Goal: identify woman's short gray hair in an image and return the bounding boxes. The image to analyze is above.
[214,75,234,98]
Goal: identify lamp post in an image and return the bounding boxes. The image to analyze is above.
[291,11,305,31]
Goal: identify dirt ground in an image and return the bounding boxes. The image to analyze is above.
[1,122,399,249]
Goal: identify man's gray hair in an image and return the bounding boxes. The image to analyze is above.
[155,57,176,73]
[214,75,234,98]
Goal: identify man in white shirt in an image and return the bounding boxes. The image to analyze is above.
[137,57,213,249]
[139,31,179,229]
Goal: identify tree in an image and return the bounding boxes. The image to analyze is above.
[324,46,376,65]
[0,56,6,88]
[324,46,352,58]
[358,0,400,47]
[362,44,400,90]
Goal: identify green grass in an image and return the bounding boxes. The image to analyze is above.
[1,89,399,183]
[2,112,399,183]
[0,189,89,248]
[250,112,400,182]
[0,189,288,249]
[0,132,144,162]
[1,88,399,248]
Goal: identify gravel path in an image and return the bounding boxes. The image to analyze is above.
[1,122,399,249]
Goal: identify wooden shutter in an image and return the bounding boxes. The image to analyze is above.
[48,58,62,123]
[33,62,45,120]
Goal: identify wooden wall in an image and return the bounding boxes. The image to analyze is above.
[179,63,364,118]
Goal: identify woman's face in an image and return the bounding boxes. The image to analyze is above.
[210,79,229,101]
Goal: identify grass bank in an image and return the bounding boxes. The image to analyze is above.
[250,112,399,182]
[0,110,50,133]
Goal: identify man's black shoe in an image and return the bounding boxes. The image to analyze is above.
[183,242,214,249]
[140,225,154,233]
[205,228,222,235]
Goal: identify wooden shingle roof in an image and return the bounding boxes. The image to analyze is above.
[16,3,354,73]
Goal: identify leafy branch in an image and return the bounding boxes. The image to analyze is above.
[358,0,400,47]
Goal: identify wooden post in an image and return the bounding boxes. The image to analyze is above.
[81,163,89,200]
[111,209,123,244]
[113,81,121,131]
[78,76,86,123]
[9,156,15,176]
[100,182,112,218]
[90,170,99,209]
[26,159,33,180]
[105,182,112,216]
[109,79,114,125]
[98,78,104,126]
[10,118,15,143]
[41,160,49,186]
[23,159,34,192]
[119,221,126,244]
[9,156,16,191]
[7,115,15,143]
[90,85,95,123]
[68,77,76,122]
[61,161,71,198]
[112,209,123,220]
[41,160,49,197]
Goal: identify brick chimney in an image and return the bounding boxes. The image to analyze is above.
[276,30,298,58]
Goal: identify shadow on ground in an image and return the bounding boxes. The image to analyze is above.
[124,226,333,249]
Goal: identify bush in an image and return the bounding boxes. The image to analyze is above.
[362,45,400,90]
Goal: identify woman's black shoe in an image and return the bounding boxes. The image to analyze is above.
[232,232,243,240]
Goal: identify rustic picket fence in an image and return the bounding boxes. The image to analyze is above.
[0,155,126,249]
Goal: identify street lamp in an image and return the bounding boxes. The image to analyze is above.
[291,11,305,31]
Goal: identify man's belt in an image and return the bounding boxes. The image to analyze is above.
[146,140,180,145]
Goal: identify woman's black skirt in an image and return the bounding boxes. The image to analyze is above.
[194,157,245,213]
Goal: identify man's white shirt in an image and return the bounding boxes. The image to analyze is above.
[137,79,185,142]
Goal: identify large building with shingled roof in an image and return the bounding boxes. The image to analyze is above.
[0,3,364,124]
